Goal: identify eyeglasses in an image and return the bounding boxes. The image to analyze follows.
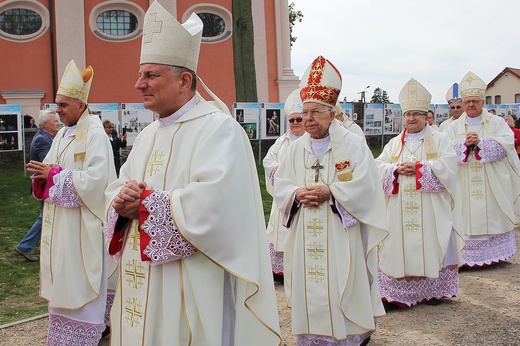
[450,106,462,109]
[288,117,303,123]
[463,99,482,105]
[300,109,331,118]
[403,112,426,118]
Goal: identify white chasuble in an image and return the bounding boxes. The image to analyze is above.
[375,129,461,278]
[105,101,281,346]
[274,121,388,340]
[40,111,115,310]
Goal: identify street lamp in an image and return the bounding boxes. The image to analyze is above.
[360,85,370,103]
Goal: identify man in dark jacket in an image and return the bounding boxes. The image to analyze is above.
[15,110,59,261]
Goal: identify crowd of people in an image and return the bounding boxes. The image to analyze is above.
[11,1,520,345]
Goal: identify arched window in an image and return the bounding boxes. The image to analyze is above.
[90,2,144,42]
[184,5,232,43]
[0,1,49,42]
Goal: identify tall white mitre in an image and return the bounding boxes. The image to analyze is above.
[57,59,93,103]
[140,1,203,72]
[445,83,461,104]
[459,71,487,100]
[398,78,431,113]
[283,89,303,117]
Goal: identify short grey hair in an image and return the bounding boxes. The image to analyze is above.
[166,65,197,90]
[37,110,57,128]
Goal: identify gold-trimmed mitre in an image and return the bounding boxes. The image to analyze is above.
[459,71,487,100]
[283,89,303,117]
[445,83,461,103]
[299,56,342,108]
[140,1,203,72]
[57,60,93,103]
[398,78,431,113]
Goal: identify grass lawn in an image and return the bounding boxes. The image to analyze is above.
[0,145,379,325]
[0,163,48,325]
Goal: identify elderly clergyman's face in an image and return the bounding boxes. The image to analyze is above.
[463,97,484,118]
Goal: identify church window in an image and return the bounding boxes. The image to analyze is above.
[90,2,144,42]
[0,1,49,42]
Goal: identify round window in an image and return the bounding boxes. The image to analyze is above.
[0,8,42,36]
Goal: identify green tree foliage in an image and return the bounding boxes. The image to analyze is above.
[289,2,303,47]
[370,87,391,103]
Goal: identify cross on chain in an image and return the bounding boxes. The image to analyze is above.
[125,297,143,327]
[311,159,323,183]
[143,12,163,44]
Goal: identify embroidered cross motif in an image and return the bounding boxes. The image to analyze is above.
[404,201,419,215]
[147,150,165,176]
[404,183,417,198]
[127,227,140,251]
[311,159,323,183]
[41,235,51,251]
[44,214,53,228]
[471,190,484,200]
[143,12,163,43]
[470,162,482,173]
[307,242,325,260]
[405,219,421,232]
[76,130,87,141]
[308,264,326,283]
[403,153,419,162]
[125,297,143,327]
[125,260,146,289]
[471,176,483,187]
[307,218,324,237]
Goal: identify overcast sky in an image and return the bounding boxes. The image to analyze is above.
[290,0,519,104]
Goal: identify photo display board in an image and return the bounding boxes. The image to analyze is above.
[363,103,384,136]
[0,104,22,152]
[261,103,284,139]
[233,102,260,140]
[383,104,402,135]
[435,104,450,125]
[340,103,354,119]
[120,103,155,145]
[89,103,119,130]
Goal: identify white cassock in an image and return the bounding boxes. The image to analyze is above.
[438,117,455,132]
[263,130,302,275]
[104,97,281,346]
[40,111,116,330]
[375,126,463,306]
[274,120,387,341]
[444,109,520,266]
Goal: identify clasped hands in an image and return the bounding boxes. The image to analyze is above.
[465,131,480,147]
[113,180,147,219]
[396,162,416,176]
[295,185,331,208]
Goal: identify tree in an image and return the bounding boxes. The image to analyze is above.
[232,0,258,102]
[289,2,303,47]
[370,87,391,103]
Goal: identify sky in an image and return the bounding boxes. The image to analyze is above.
[289,0,520,104]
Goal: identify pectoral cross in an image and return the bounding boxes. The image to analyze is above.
[311,159,323,183]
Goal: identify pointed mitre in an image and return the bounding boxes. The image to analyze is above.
[398,78,431,113]
[283,89,303,117]
[299,56,342,108]
[140,1,203,72]
[459,71,487,100]
[445,83,461,103]
[57,60,93,103]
